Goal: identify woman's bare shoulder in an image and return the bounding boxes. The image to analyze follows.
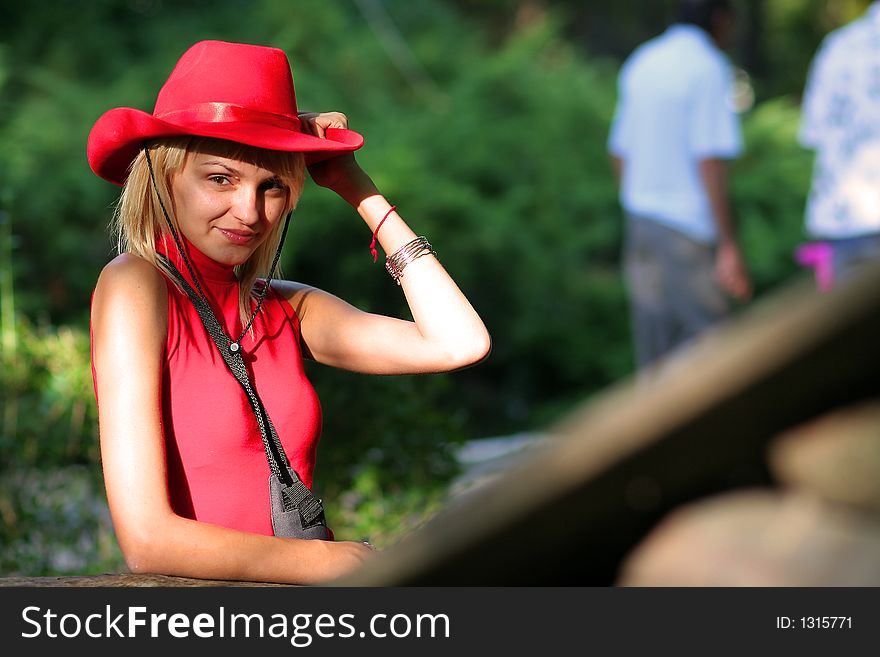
[270,279,335,322]
[93,253,168,323]
[96,253,165,293]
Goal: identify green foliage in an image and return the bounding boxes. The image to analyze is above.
[288,12,631,432]
[324,465,451,548]
[308,366,467,546]
[0,318,99,467]
[734,97,815,293]
[0,466,123,576]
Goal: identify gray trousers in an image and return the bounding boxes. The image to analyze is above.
[623,214,730,369]
[830,233,880,283]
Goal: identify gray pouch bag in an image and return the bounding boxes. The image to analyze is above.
[269,468,330,540]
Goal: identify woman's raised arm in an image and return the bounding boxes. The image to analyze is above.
[285,153,491,375]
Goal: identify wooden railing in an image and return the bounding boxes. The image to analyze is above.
[0,574,289,587]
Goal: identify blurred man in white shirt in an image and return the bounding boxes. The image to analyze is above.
[609,0,751,369]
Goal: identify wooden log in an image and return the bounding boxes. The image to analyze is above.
[0,573,290,587]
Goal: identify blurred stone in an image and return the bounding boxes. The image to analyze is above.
[617,489,880,586]
[768,400,880,514]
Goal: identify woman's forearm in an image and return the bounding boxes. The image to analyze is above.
[118,509,366,585]
[357,193,491,368]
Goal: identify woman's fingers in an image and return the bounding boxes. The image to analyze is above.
[302,111,349,139]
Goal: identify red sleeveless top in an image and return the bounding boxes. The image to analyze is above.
[93,238,322,536]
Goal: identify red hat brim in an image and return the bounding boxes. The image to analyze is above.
[87,106,365,186]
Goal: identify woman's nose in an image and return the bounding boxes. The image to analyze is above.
[232,187,261,225]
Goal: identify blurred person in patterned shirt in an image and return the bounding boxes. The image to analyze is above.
[799,2,880,286]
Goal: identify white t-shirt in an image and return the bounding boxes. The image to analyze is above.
[799,2,880,239]
[608,24,742,244]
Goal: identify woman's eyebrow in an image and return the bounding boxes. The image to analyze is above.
[199,160,242,176]
[199,161,280,183]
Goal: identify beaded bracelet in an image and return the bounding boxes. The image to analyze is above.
[385,236,436,285]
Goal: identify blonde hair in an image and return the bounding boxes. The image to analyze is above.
[113,137,305,326]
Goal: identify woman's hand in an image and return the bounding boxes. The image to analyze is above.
[298,110,376,205]
[298,110,349,138]
[318,540,377,580]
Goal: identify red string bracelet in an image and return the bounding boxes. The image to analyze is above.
[370,205,396,263]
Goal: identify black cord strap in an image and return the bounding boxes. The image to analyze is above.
[159,254,325,527]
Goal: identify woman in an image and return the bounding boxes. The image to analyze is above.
[88,40,490,584]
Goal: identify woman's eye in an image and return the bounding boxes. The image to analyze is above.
[208,175,230,185]
[262,179,286,192]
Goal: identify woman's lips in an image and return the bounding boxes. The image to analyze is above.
[216,227,257,245]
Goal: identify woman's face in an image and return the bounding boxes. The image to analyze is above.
[170,148,288,266]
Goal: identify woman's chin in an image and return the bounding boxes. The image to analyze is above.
[221,252,251,267]
[207,244,253,267]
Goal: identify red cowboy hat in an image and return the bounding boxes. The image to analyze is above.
[87,40,364,185]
